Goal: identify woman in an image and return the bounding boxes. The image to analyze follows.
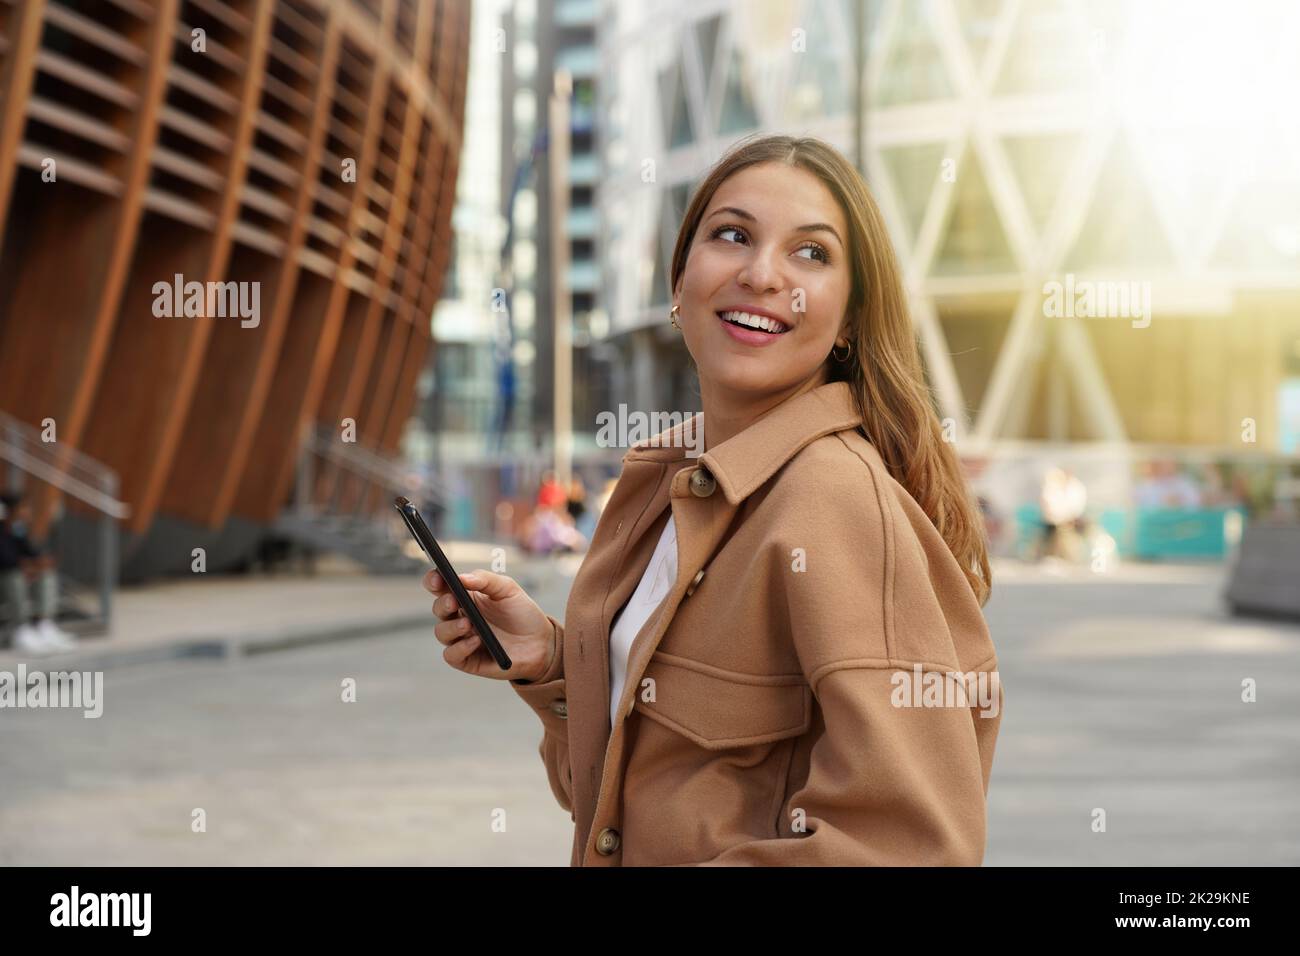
[424,134,1002,866]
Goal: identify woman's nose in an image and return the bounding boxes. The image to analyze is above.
[737,245,784,294]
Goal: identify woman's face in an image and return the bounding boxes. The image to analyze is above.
[675,162,853,398]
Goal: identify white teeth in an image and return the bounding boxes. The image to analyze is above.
[720,310,787,334]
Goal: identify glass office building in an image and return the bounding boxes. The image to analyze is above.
[595,0,1300,451]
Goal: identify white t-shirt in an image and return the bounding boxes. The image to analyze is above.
[608,514,677,726]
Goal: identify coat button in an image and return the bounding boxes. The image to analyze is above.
[595,827,621,855]
[549,699,568,719]
[688,467,716,497]
[685,568,705,597]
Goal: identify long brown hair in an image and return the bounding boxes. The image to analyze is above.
[669,133,992,606]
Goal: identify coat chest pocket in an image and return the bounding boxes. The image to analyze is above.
[632,651,812,750]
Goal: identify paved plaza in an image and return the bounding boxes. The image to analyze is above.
[1,557,1296,865]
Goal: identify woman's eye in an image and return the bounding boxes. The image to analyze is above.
[795,243,830,263]
[711,224,829,263]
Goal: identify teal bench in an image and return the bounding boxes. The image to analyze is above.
[1013,504,1246,560]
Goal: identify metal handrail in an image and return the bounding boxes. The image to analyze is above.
[304,427,416,487]
[0,411,127,507]
[0,438,130,519]
[294,423,444,515]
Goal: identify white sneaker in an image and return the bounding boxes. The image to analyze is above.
[12,623,56,657]
[38,619,77,652]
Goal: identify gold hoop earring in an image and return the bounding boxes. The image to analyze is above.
[831,340,852,362]
[670,304,681,330]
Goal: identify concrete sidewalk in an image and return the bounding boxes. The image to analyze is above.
[0,542,579,674]
[0,549,1235,675]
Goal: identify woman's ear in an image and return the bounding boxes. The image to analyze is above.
[836,316,854,346]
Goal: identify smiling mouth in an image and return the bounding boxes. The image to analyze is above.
[716,310,791,335]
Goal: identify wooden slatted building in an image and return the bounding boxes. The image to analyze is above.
[0,0,469,576]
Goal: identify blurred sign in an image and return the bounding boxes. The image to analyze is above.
[1279,379,1300,454]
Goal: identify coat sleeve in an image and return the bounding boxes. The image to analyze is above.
[508,613,575,817]
[692,444,1003,866]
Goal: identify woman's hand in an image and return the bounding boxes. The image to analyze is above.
[423,568,555,682]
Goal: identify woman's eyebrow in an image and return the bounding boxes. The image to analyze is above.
[705,206,842,247]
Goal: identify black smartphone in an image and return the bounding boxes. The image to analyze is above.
[394,496,513,671]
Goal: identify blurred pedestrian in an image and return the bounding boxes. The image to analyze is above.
[518,472,588,555]
[0,492,76,655]
[566,474,592,537]
[523,505,586,555]
[1038,466,1088,561]
[536,470,567,511]
[977,494,1003,551]
[1134,459,1202,509]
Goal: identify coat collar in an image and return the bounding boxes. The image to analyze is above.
[622,380,865,506]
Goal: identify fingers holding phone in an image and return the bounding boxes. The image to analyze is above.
[422,567,553,682]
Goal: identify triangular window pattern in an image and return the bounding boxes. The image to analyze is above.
[1063,140,1176,272]
[784,0,849,121]
[1001,133,1079,238]
[1138,131,1232,260]
[718,47,759,134]
[658,54,695,149]
[1209,172,1300,272]
[694,15,721,80]
[932,153,1017,276]
[880,142,946,251]
[669,181,692,223]
[953,0,1004,77]
[935,294,1017,412]
[872,0,953,107]
[994,0,1086,96]
[649,194,672,307]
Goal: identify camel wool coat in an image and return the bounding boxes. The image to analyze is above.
[510,380,1003,866]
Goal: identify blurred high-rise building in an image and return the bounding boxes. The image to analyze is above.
[493,0,611,456]
[427,0,509,459]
